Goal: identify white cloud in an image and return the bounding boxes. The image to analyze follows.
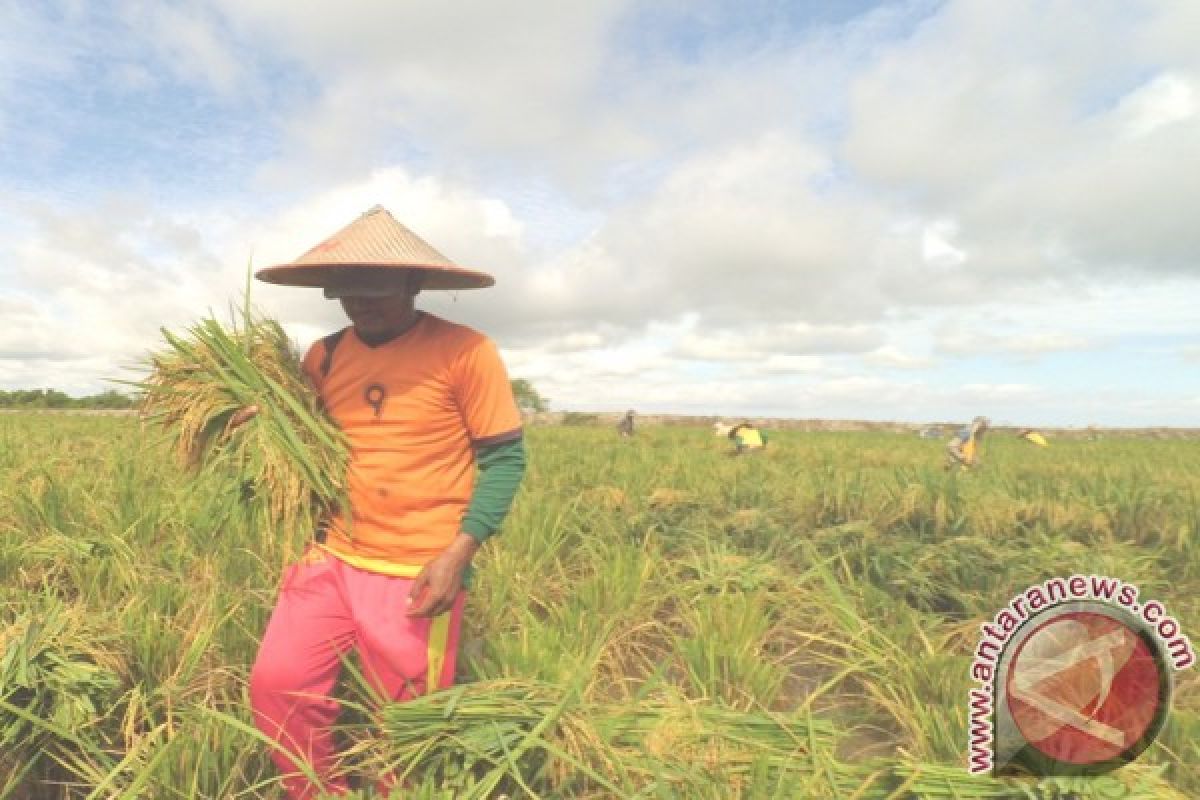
[587,134,895,325]
[541,332,608,353]
[0,201,230,377]
[406,133,904,342]
[210,0,641,186]
[0,4,77,140]
[935,328,1094,358]
[921,219,966,268]
[0,168,534,390]
[0,293,83,361]
[863,346,934,370]
[672,322,884,361]
[844,0,1200,282]
[1117,72,1198,139]
[759,355,828,375]
[119,1,247,95]
[3,1,1199,426]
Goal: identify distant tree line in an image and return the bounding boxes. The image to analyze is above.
[510,379,548,413]
[1,381,544,413]
[0,388,137,410]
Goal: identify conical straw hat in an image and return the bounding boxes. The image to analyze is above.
[255,205,495,290]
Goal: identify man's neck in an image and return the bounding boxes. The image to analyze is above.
[356,310,422,347]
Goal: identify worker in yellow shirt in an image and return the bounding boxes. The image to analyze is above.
[1017,428,1049,447]
[728,422,768,455]
[945,416,989,470]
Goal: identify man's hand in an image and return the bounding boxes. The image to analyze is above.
[407,533,479,618]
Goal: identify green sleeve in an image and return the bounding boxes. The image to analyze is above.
[461,436,526,543]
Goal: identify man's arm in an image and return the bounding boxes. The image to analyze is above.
[461,436,527,543]
[407,436,526,617]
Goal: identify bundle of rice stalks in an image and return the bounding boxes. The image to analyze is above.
[138,303,348,558]
[374,678,834,798]
[373,679,609,797]
[376,679,1188,798]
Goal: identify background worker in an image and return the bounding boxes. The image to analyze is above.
[248,206,526,799]
[728,422,768,455]
[1017,428,1049,447]
[617,409,636,437]
[945,415,989,470]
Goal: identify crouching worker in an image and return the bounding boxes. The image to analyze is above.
[1017,428,1049,447]
[945,416,989,471]
[728,422,768,455]
[248,206,526,798]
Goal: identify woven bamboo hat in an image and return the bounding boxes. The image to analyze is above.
[255,205,495,291]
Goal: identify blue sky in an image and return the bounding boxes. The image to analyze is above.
[1,0,1197,426]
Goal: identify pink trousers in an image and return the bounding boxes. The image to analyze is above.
[249,550,465,799]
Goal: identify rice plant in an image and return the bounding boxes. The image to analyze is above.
[0,416,1196,797]
[137,305,349,564]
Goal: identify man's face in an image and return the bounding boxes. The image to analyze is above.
[334,272,422,339]
[338,291,417,338]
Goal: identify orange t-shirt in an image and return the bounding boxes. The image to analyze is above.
[302,312,522,570]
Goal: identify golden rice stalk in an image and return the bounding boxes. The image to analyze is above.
[137,305,348,559]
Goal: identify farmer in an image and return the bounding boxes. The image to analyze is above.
[617,409,636,437]
[247,205,526,798]
[945,416,989,471]
[728,422,767,455]
[1017,428,1049,447]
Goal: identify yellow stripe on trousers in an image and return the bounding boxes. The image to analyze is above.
[426,610,451,692]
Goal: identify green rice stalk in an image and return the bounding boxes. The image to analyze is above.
[137,304,349,561]
[375,679,835,795]
[0,592,123,775]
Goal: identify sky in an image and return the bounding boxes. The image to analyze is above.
[1,0,1197,427]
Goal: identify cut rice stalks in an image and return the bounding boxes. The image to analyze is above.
[370,679,1182,798]
[137,303,348,561]
[372,678,836,797]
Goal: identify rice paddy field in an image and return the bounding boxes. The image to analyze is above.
[1,412,1198,798]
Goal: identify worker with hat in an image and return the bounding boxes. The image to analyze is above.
[247,206,526,798]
